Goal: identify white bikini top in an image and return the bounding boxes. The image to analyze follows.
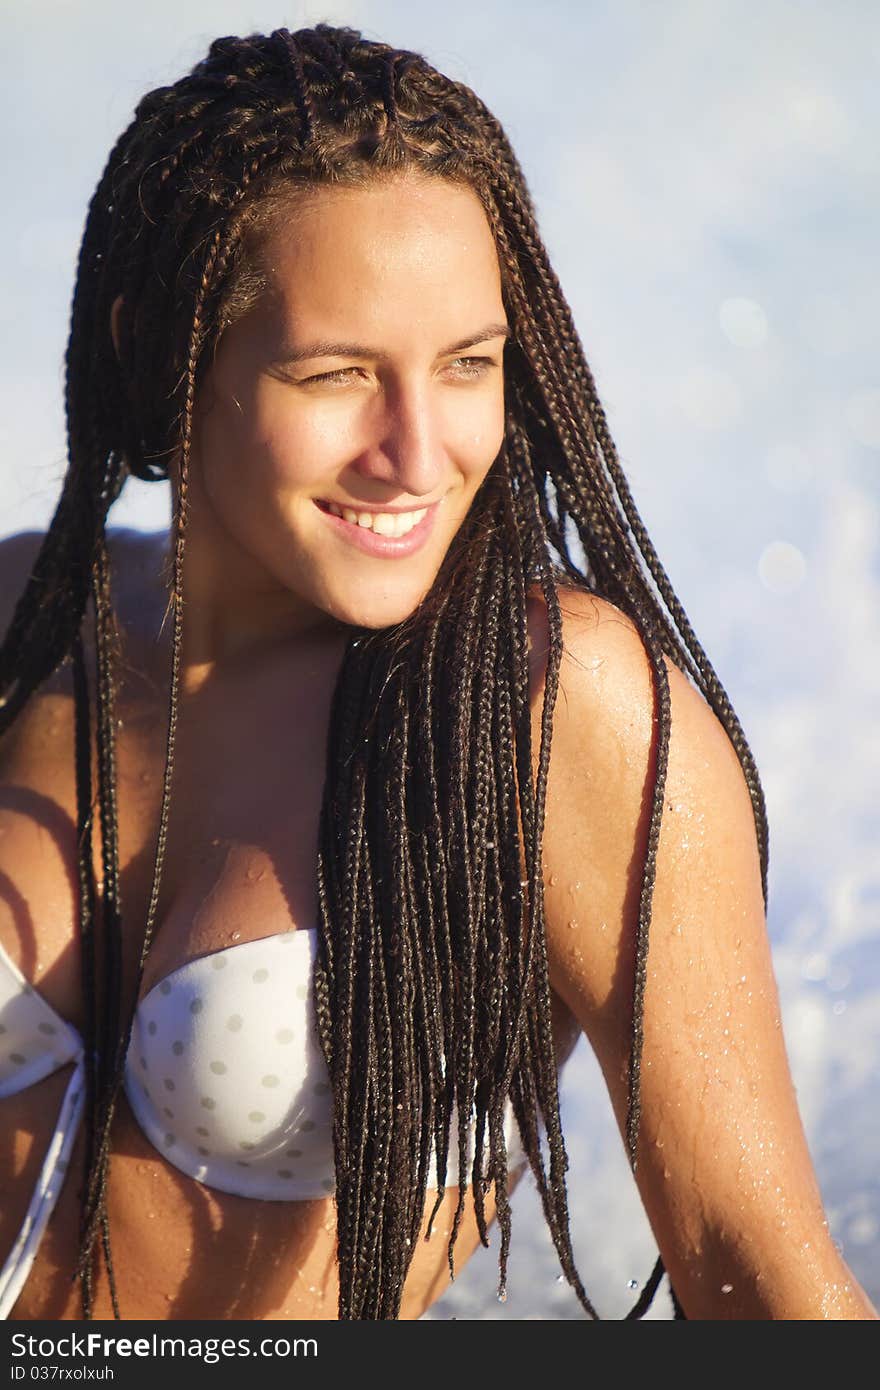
[125,929,338,1200]
[0,928,522,1317]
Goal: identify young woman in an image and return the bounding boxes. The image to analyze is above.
[0,23,875,1321]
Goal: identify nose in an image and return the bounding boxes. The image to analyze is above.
[350,377,445,499]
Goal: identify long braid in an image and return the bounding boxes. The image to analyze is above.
[0,25,767,1321]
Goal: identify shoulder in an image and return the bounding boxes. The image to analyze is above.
[0,530,46,638]
[525,583,753,836]
[525,582,765,1049]
[0,526,169,700]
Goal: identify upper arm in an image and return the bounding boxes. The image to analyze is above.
[528,587,875,1319]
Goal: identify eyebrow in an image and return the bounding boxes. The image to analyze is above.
[276,322,511,366]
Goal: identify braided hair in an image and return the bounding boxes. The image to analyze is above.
[0,25,768,1320]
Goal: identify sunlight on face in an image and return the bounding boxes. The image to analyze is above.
[188,172,509,633]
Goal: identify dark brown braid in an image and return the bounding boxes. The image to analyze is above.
[0,24,769,1320]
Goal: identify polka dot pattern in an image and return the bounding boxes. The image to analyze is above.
[121,929,340,1199]
[0,938,82,1096]
[115,927,523,1201]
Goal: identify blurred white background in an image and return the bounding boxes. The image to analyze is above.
[1,1,877,1318]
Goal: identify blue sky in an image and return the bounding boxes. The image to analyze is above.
[2,1,878,1316]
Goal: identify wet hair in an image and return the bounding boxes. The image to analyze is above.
[0,25,767,1320]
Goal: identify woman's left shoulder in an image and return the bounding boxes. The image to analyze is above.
[525,582,738,778]
[525,580,766,1051]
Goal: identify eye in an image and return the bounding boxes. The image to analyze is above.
[446,356,498,379]
[299,366,365,386]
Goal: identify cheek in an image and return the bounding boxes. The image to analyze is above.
[197,378,348,495]
[451,387,506,480]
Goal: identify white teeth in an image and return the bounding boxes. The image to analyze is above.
[371,513,397,537]
[323,503,429,536]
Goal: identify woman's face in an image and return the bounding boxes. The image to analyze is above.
[187,172,509,637]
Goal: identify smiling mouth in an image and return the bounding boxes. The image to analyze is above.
[315,499,431,538]
[313,497,440,556]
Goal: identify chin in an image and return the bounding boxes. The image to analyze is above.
[326,584,431,633]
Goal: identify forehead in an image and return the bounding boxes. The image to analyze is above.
[252,175,504,341]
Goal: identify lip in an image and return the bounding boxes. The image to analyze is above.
[313,498,441,557]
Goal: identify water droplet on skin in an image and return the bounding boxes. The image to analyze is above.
[567,919,578,930]
[721,1283,733,1294]
[548,874,558,887]
[231,931,241,942]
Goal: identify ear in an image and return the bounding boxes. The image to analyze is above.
[110,294,124,360]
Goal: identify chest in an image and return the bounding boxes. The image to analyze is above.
[0,639,343,1032]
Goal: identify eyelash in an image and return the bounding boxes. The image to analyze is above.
[300,356,498,386]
